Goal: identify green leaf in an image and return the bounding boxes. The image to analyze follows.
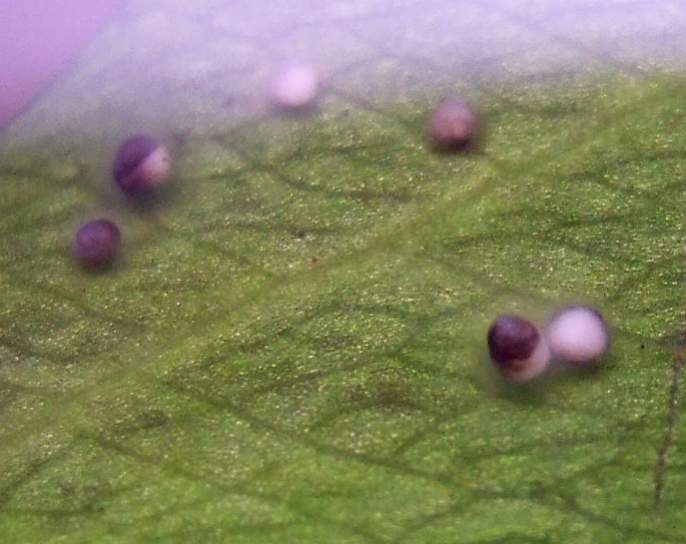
[2,4,686,543]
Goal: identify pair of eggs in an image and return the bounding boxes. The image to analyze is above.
[271,66,481,154]
[271,64,481,152]
[74,135,171,269]
[488,306,610,382]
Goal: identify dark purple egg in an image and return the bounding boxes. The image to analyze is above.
[427,98,479,151]
[487,315,550,382]
[112,134,171,195]
[74,219,121,268]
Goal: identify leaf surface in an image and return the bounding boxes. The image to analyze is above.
[1,2,686,542]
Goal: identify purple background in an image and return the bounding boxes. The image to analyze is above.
[0,0,123,129]
[2,0,686,134]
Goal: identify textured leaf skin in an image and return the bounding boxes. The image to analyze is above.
[1,3,686,543]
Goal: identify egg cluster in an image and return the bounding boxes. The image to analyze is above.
[73,63,484,270]
[68,63,612,383]
[487,305,610,382]
[73,63,326,270]
[73,134,171,269]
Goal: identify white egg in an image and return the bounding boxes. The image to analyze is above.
[271,64,319,109]
[545,306,609,364]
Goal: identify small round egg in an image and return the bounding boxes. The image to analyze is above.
[427,98,479,151]
[271,64,319,110]
[545,305,609,364]
[487,315,550,382]
[113,135,171,195]
[74,218,121,269]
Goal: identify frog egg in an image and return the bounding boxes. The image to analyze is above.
[271,64,319,110]
[487,314,551,382]
[427,98,479,151]
[113,134,171,196]
[74,218,121,269]
[546,305,609,364]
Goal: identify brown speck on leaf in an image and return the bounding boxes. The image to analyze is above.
[309,256,320,267]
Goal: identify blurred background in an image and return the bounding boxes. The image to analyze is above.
[3,0,686,136]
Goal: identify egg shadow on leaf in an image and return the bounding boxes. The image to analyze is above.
[120,178,181,215]
[476,353,550,407]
